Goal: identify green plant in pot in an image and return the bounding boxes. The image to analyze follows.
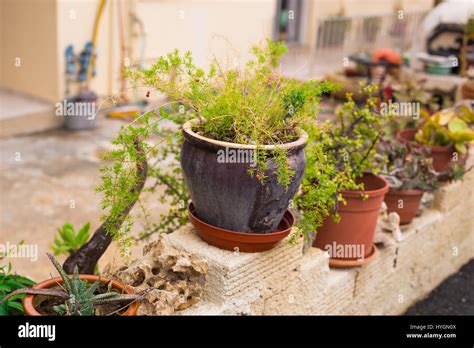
[0,263,35,316]
[378,140,438,225]
[397,104,474,173]
[296,84,390,267]
[0,253,143,316]
[128,39,333,252]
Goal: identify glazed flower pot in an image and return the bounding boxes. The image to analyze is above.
[180,119,307,233]
[396,128,460,173]
[312,174,389,265]
[23,275,138,316]
[188,202,294,252]
[384,188,424,225]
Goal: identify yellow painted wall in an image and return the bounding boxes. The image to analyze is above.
[0,0,59,102]
[55,0,276,100]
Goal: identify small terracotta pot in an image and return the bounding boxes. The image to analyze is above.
[188,202,294,252]
[23,275,138,316]
[396,128,458,173]
[384,188,424,225]
[313,174,389,265]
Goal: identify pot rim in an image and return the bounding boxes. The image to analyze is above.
[387,187,425,196]
[188,202,295,239]
[396,128,454,152]
[23,275,138,316]
[341,173,389,198]
[182,118,308,151]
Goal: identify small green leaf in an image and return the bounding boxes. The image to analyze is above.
[454,142,467,155]
[448,117,467,133]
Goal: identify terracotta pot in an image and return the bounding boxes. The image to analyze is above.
[312,174,389,264]
[396,128,458,173]
[181,119,307,233]
[461,83,474,100]
[23,275,138,316]
[384,188,424,225]
[188,202,294,252]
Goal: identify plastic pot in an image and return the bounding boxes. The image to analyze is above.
[180,119,307,233]
[23,275,138,316]
[396,128,458,173]
[384,188,424,225]
[188,202,294,252]
[313,173,389,265]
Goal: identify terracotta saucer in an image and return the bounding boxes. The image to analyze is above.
[328,244,379,268]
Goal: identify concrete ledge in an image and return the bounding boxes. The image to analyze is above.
[0,88,60,138]
[170,171,474,315]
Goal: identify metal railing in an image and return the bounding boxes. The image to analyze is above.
[314,11,428,60]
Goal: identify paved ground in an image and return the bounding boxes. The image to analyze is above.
[405,258,474,315]
[0,116,170,281]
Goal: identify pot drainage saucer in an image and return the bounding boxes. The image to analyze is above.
[188,202,295,253]
[328,244,379,268]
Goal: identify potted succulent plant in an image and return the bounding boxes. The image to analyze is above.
[128,40,333,252]
[0,254,142,316]
[296,84,390,267]
[397,104,474,172]
[378,140,438,225]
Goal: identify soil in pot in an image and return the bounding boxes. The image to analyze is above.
[396,128,464,173]
[384,188,424,225]
[23,275,138,316]
[188,202,294,252]
[180,120,307,233]
[312,173,388,264]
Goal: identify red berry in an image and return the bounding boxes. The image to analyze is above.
[146,91,150,98]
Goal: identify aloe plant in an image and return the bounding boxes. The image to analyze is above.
[0,253,143,316]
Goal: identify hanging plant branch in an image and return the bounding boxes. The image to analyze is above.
[63,136,148,274]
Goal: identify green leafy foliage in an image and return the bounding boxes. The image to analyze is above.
[126,39,333,187]
[138,112,190,240]
[50,223,91,256]
[0,263,35,315]
[415,104,474,155]
[96,113,160,256]
[296,84,390,237]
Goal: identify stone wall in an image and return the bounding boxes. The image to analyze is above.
[164,170,473,315]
